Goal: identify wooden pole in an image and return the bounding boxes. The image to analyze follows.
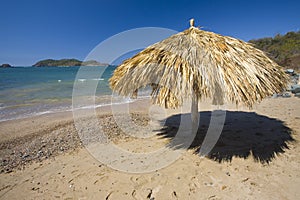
[191,91,199,134]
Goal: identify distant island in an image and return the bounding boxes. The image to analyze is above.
[0,63,12,68]
[32,59,109,67]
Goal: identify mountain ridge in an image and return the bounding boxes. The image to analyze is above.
[32,59,109,67]
[249,31,300,71]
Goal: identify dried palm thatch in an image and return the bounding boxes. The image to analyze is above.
[110,20,288,110]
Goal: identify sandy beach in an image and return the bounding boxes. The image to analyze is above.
[0,97,300,199]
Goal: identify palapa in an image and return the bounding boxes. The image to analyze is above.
[109,19,288,132]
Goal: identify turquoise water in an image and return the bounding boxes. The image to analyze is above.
[0,66,132,121]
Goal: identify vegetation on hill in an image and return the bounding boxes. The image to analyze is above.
[32,59,108,67]
[33,59,81,67]
[81,60,109,66]
[249,31,300,71]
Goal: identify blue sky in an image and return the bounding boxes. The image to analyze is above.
[1,0,299,66]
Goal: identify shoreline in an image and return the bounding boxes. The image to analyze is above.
[0,99,152,173]
[0,96,151,123]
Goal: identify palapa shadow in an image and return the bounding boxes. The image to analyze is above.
[157,111,295,163]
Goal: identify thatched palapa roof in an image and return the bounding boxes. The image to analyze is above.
[109,20,288,108]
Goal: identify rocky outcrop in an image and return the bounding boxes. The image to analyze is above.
[1,63,12,68]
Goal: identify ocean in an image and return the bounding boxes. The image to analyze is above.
[0,66,149,122]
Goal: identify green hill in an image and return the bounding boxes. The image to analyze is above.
[249,31,300,71]
[33,59,108,67]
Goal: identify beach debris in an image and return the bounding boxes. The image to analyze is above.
[146,188,153,199]
[241,177,250,182]
[291,85,300,94]
[272,91,292,98]
[221,185,227,190]
[171,191,178,199]
[208,195,217,199]
[285,69,295,75]
[31,187,39,191]
[0,185,12,192]
[105,192,112,200]
[204,182,214,186]
[131,190,137,198]
[282,92,292,98]
[250,182,258,186]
